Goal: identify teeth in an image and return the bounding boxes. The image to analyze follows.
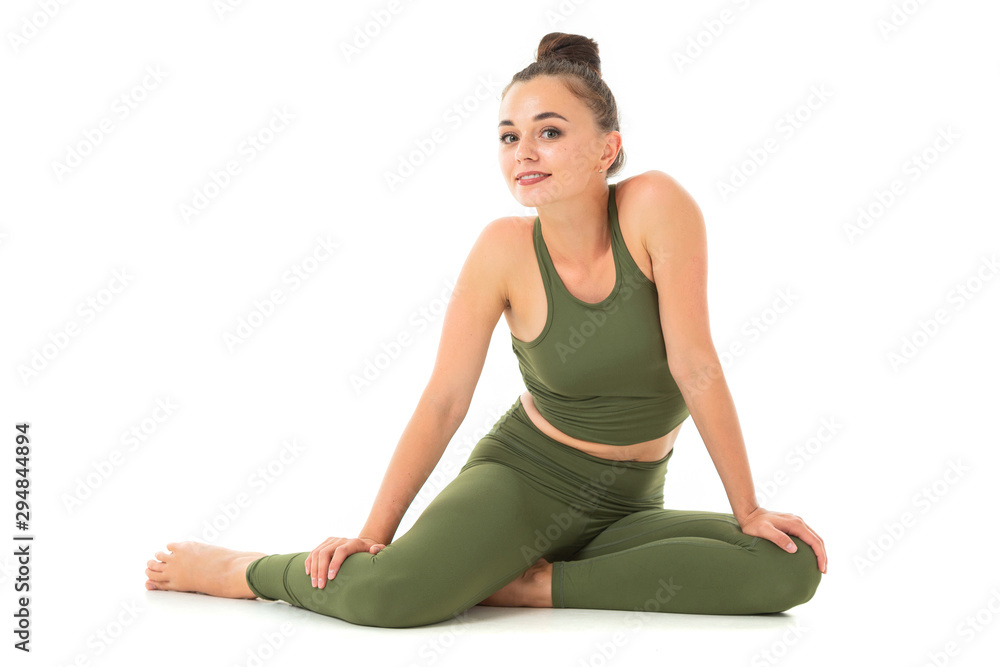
[519,174,546,180]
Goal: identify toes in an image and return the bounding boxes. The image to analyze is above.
[145,566,168,582]
[145,580,158,590]
[147,559,166,572]
[154,551,171,562]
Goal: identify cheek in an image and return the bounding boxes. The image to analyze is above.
[566,144,593,170]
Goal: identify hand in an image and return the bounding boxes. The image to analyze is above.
[304,536,386,589]
[737,507,827,574]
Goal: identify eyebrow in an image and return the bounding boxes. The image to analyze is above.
[498,111,569,128]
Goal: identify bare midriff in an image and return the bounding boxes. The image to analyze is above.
[519,390,679,463]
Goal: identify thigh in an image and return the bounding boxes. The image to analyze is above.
[552,508,822,614]
[268,461,582,627]
[566,508,757,561]
[362,460,593,622]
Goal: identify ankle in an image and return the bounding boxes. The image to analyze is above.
[230,555,260,599]
[527,561,553,608]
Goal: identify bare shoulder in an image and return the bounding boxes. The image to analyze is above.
[483,214,536,260]
[468,215,533,306]
[478,215,533,263]
[485,214,533,237]
[616,170,702,226]
[616,170,706,254]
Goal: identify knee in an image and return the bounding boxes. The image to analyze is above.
[327,570,461,629]
[753,535,822,613]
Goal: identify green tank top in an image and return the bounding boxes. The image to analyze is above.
[510,182,690,446]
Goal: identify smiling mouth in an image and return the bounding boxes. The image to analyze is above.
[517,173,550,183]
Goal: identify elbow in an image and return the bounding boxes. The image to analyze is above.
[422,388,467,427]
[669,351,724,397]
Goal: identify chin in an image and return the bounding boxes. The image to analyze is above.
[512,182,557,206]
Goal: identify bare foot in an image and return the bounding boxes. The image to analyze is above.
[479,558,553,608]
[145,541,268,599]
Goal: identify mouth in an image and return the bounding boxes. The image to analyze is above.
[516,172,550,185]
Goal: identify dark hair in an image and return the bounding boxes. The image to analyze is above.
[501,32,626,178]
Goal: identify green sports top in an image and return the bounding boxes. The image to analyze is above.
[510,182,690,446]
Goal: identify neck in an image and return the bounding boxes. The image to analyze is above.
[535,182,611,269]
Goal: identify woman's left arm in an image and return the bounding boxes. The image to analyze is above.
[634,170,827,574]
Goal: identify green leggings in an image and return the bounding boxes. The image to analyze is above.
[244,396,822,628]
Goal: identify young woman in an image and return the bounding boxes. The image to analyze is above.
[144,32,827,628]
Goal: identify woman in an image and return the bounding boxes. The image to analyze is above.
[144,32,827,628]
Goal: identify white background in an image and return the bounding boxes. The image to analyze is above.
[2,0,998,665]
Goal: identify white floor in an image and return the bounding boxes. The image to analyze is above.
[23,521,998,667]
[5,1,999,665]
[47,557,825,667]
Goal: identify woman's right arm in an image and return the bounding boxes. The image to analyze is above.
[306,218,515,589]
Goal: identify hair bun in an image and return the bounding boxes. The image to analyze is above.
[536,32,601,77]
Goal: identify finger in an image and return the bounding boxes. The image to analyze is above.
[794,528,827,573]
[756,523,797,552]
[309,549,318,586]
[307,542,327,578]
[325,547,348,587]
[312,546,330,588]
[773,519,828,574]
[323,540,357,589]
[319,550,338,589]
[316,547,336,589]
[327,543,358,586]
[791,522,826,573]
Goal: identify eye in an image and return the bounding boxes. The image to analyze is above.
[498,127,561,144]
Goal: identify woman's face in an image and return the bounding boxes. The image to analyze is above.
[498,75,616,208]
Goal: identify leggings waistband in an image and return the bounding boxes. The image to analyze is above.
[460,396,671,513]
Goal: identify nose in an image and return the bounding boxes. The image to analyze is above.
[514,134,537,163]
